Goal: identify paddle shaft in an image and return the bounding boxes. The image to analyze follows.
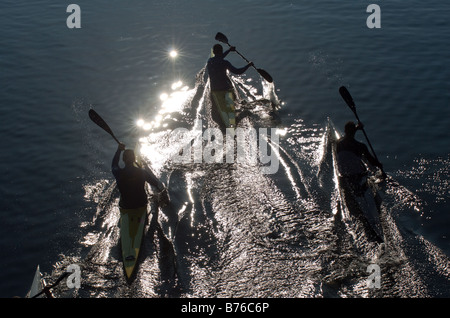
[232,47,273,83]
[353,112,380,163]
[31,272,69,299]
[215,32,273,83]
[339,86,385,173]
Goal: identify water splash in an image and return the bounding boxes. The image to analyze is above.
[53,68,450,298]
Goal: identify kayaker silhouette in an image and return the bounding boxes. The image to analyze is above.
[112,143,169,281]
[336,121,384,182]
[207,44,253,131]
[112,143,167,210]
[207,44,253,91]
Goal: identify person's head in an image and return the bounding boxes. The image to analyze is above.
[123,149,136,165]
[344,121,357,137]
[213,44,224,57]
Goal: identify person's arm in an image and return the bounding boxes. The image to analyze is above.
[361,143,383,170]
[226,60,254,75]
[222,49,231,59]
[142,164,170,205]
[222,46,236,58]
[139,159,165,192]
[112,143,125,178]
[144,168,165,192]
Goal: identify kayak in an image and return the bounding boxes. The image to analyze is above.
[210,90,237,132]
[208,46,237,132]
[329,123,384,242]
[26,265,69,298]
[26,265,44,298]
[120,206,147,282]
[118,148,162,283]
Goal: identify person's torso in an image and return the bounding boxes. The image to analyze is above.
[115,166,148,209]
[207,57,233,91]
[336,137,366,176]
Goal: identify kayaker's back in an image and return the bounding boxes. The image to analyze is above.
[336,137,368,177]
[207,55,234,91]
[115,165,149,209]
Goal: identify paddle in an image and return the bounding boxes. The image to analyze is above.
[339,86,387,178]
[88,109,122,145]
[88,109,169,203]
[215,32,273,83]
[31,271,69,298]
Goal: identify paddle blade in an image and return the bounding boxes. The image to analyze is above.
[89,109,113,135]
[257,68,273,83]
[215,32,229,45]
[339,86,356,113]
[88,109,120,144]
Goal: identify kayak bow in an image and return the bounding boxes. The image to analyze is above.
[27,265,44,298]
[120,206,147,282]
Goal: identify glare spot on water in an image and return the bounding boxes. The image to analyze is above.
[169,50,178,58]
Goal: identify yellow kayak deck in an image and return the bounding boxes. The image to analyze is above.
[210,90,236,130]
[120,206,147,281]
